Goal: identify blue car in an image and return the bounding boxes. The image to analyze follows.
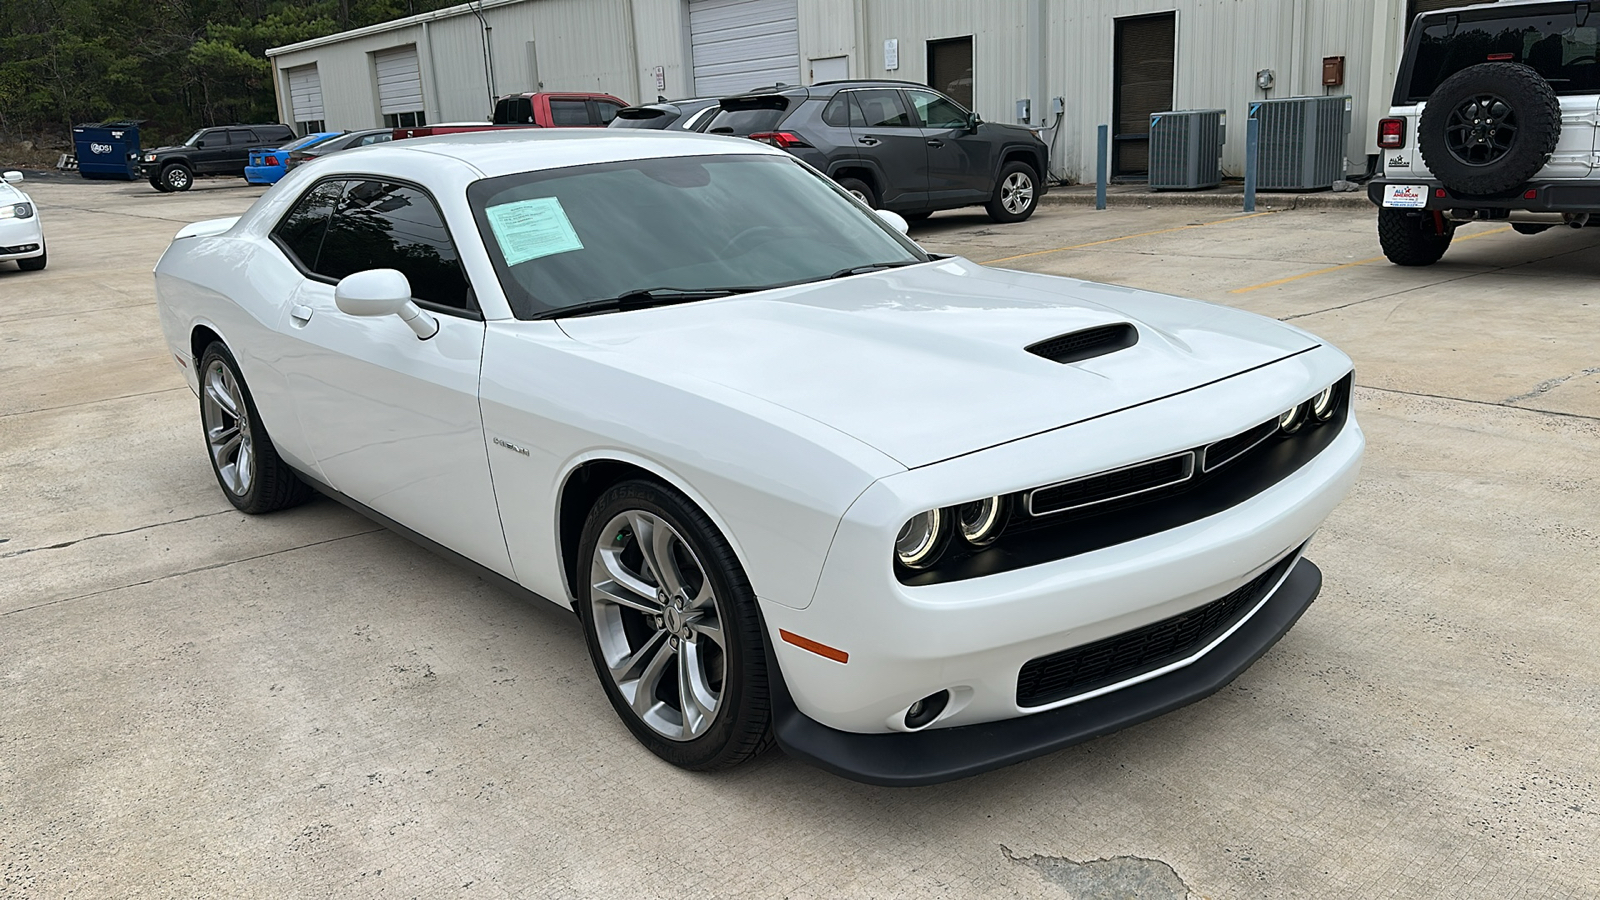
[245,132,343,185]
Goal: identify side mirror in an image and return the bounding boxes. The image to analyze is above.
[874,208,910,235]
[334,269,439,340]
[965,112,981,132]
[196,139,210,148]
[2,171,21,184]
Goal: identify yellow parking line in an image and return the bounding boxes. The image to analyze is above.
[1229,225,1515,294]
[981,210,1280,265]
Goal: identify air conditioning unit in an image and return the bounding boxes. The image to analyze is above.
[1148,109,1226,190]
[1249,95,1352,191]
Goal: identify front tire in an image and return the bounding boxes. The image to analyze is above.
[986,161,1040,223]
[161,163,193,192]
[836,176,878,208]
[577,479,773,771]
[16,247,46,271]
[1378,207,1455,266]
[197,343,312,514]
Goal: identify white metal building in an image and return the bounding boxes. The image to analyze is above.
[266,0,1478,183]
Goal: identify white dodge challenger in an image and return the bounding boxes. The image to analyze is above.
[154,131,1362,785]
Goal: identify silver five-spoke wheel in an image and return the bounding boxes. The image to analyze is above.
[202,358,254,497]
[1000,171,1034,215]
[589,509,726,741]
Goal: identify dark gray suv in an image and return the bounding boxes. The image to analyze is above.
[706,80,1049,223]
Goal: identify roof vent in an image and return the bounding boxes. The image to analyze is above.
[1026,323,1138,364]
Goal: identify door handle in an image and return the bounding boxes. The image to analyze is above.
[926,139,943,147]
[290,304,313,325]
[858,137,881,146]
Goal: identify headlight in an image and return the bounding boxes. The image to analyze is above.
[895,509,946,569]
[957,496,1006,546]
[144,153,156,162]
[1278,403,1307,434]
[0,203,29,220]
[1311,384,1338,421]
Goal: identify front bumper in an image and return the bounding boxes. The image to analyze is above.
[0,216,45,260]
[1368,177,1600,212]
[770,556,1322,786]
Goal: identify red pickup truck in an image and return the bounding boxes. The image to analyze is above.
[392,92,627,140]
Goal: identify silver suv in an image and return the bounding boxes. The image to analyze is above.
[1368,1,1600,265]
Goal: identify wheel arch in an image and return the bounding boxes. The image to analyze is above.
[555,452,757,606]
[828,161,883,195]
[997,146,1043,180]
[189,322,225,370]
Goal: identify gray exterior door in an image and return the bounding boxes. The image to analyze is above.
[1112,13,1175,180]
[848,88,929,207]
[690,0,800,96]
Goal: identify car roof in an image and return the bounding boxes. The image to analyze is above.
[332,130,788,179]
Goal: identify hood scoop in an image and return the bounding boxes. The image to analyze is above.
[1026,322,1138,364]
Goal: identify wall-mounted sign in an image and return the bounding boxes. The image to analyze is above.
[884,39,899,71]
[652,66,665,92]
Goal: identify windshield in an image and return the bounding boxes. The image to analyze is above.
[468,154,927,319]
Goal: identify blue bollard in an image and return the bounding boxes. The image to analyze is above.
[1244,115,1259,213]
[1096,124,1108,210]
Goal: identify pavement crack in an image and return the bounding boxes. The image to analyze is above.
[0,528,383,617]
[1361,384,1600,423]
[1003,844,1193,899]
[0,386,189,419]
[0,510,234,559]
[1502,367,1600,404]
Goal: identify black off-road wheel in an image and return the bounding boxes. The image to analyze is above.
[576,479,774,771]
[197,342,313,514]
[1378,208,1456,266]
[986,161,1040,223]
[1418,62,1560,197]
[161,163,194,192]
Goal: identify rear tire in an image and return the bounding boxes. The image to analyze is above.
[576,479,773,771]
[1511,222,1551,235]
[902,211,933,222]
[197,342,312,514]
[837,176,878,208]
[16,247,46,271]
[1378,208,1456,266]
[1418,62,1560,197]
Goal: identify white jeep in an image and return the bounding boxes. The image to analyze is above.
[1370,0,1600,265]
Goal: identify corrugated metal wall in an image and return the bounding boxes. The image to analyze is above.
[269,0,1407,181]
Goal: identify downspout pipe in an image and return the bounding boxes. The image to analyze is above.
[470,0,496,111]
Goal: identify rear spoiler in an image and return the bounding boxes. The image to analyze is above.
[173,217,239,240]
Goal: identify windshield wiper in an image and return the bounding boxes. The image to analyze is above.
[536,287,756,320]
[824,260,924,280]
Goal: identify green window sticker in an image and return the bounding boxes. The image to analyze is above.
[485,196,585,266]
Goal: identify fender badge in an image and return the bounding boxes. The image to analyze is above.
[492,436,530,457]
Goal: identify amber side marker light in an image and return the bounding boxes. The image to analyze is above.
[779,629,849,664]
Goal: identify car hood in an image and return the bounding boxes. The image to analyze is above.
[146,145,189,155]
[0,183,25,204]
[557,259,1320,468]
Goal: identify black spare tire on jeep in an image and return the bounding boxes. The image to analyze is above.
[1418,62,1560,197]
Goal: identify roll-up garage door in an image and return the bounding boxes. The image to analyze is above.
[287,65,324,123]
[374,45,424,115]
[690,0,800,96]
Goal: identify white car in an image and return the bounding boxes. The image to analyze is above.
[0,170,46,271]
[153,132,1363,785]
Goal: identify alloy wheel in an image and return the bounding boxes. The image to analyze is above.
[202,359,254,496]
[1444,94,1518,166]
[588,510,726,741]
[1001,171,1034,214]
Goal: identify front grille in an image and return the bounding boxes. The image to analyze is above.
[1015,551,1298,708]
[1027,452,1195,516]
[1202,419,1277,472]
[1026,323,1138,364]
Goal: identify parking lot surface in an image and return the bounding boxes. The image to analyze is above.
[2,176,1597,899]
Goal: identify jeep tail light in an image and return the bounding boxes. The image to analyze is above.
[748,131,811,149]
[1378,118,1406,150]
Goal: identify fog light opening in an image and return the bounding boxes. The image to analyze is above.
[904,689,951,729]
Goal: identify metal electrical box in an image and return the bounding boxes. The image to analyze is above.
[1148,109,1226,190]
[1248,96,1352,191]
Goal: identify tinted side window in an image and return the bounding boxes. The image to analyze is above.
[316,181,470,310]
[272,180,345,269]
[706,99,791,135]
[549,100,590,126]
[595,101,624,124]
[822,93,867,127]
[495,97,534,124]
[907,90,968,128]
[229,129,259,145]
[853,89,913,128]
